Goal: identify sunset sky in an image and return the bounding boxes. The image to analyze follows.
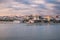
[0,0,60,16]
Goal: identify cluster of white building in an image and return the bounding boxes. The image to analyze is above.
[0,15,60,23]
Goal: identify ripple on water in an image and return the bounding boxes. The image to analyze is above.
[0,23,60,40]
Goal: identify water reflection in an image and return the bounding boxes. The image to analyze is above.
[0,23,60,40]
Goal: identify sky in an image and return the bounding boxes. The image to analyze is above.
[0,0,60,16]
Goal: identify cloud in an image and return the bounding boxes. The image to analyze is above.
[0,0,60,16]
[15,0,31,5]
[0,0,14,3]
[0,0,7,3]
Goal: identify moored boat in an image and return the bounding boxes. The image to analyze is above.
[13,20,20,23]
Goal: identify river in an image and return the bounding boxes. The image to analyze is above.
[0,23,60,40]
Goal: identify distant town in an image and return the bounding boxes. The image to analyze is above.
[0,14,60,23]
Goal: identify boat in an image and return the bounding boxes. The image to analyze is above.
[13,20,20,23]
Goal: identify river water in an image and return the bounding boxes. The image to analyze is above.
[0,23,60,40]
